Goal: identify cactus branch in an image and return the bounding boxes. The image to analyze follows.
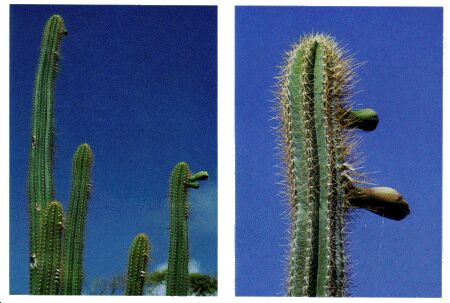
[125,233,150,296]
[61,144,93,295]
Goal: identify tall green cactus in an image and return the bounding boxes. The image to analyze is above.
[166,162,208,296]
[125,233,150,295]
[28,14,67,290]
[276,34,410,297]
[61,144,93,295]
[27,15,93,295]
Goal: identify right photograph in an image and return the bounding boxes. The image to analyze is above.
[235,6,442,297]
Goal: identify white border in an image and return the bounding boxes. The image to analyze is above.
[1,1,447,303]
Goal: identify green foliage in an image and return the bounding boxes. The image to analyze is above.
[125,233,151,295]
[276,34,409,297]
[189,273,218,296]
[146,270,217,296]
[166,162,208,296]
[27,15,93,295]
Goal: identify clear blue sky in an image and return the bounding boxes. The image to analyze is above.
[10,5,217,294]
[236,6,442,297]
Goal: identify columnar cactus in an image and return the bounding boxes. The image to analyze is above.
[125,233,151,295]
[276,34,409,297]
[61,144,93,295]
[28,14,67,290]
[27,15,93,295]
[166,162,208,296]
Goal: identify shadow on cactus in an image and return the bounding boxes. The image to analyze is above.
[28,14,93,295]
[275,33,410,297]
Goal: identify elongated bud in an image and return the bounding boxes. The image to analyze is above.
[348,187,410,220]
[344,108,379,131]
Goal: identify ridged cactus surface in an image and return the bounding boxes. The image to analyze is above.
[276,34,409,297]
[166,162,208,296]
[61,144,93,295]
[32,201,64,295]
[125,233,150,295]
[28,14,67,289]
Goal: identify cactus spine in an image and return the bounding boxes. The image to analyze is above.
[276,34,409,297]
[125,233,150,295]
[166,162,208,296]
[27,15,93,295]
[61,144,93,294]
[28,14,67,290]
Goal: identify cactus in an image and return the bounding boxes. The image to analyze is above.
[125,233,151,295]
[28,14,67,290]
[166,162,208,296]
[276,34,409,297]
[27,15,93,295]
[33,201,64,295]
[60,144,93,294]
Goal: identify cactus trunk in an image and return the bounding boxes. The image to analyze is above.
[27,14,67,290]
[277,34,409,297]
[166,162,208,296]
[61,144,93,295]
[125,233,150,295]
[32,201,64,295]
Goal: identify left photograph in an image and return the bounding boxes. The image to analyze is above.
[10,5,217,296]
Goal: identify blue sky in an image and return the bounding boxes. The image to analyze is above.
[236,7,442,297]
[10,5,217,294]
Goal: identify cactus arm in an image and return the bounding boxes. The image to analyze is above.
[33,201,64,295]
[28,14,67,291]
[125,233,150,295]
[166,162,208,296]
[188,171,209,182]
[166,162,190,296]
[61,144,93,295]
